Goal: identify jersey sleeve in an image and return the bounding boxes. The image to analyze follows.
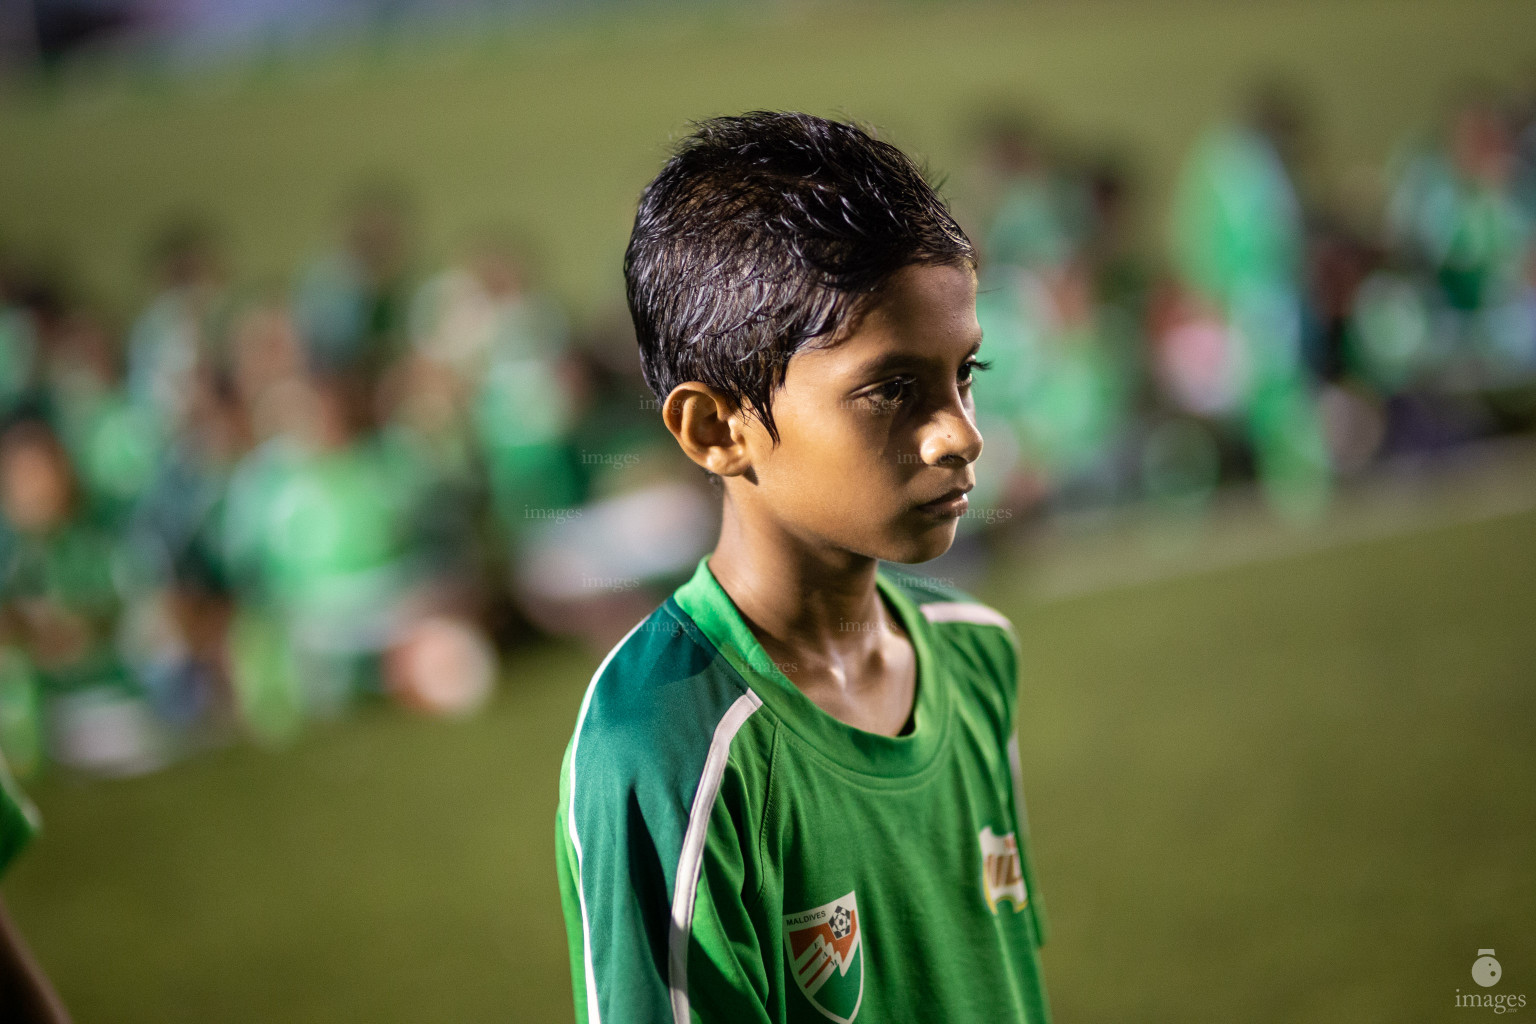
[555,704,773,1024]
[1002,630,1051,949]
[999,617,1022,736]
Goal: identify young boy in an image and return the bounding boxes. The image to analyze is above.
[555,111,1051,1023]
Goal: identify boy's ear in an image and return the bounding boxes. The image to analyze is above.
[661,382,753,478]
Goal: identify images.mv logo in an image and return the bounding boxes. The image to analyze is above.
[1456,950,1526,1014]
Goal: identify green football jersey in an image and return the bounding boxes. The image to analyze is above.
[555,554,1051,1024]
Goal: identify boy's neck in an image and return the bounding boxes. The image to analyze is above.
[707,497,919,739]
[708,500,889,651]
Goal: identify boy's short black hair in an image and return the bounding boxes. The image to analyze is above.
[625,110,975,444]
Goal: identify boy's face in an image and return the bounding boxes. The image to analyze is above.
[727,262,984,564]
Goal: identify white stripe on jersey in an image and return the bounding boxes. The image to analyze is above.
[1007,733,1034,837]
[919,600,1014,631]
[567,617,648,1024]
[669,689,764,1024]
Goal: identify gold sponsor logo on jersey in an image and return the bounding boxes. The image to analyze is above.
[979,825,1028,913]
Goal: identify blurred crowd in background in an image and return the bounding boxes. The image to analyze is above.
[967,81,1536,524]
[1,80,1535,779]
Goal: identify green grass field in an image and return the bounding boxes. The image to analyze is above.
[3,0,1536,321]
[3,490,1532,1023]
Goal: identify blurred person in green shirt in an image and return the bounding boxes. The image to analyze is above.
[407,232,585,543]
[293,184,417,379]
[968,119,1144,521]
[222,367,496,738]
[0,260,40,425]
[125,220,235,436]
[1385,90,1534,387]
[0,418,166,776]
[40,312,164,541]
[1168,84,1332,522]
[0,747,70,1023]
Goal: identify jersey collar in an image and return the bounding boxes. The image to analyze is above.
[669,553,950,779]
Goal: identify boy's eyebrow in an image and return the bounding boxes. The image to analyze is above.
[851,338,983,380]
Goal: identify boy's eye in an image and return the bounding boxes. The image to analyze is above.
[858,359,989,412]
[862,376,916,411]
[958,357,992,386]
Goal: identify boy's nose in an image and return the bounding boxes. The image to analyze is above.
[919,404,983,467]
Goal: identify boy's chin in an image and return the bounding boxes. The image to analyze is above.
[874,519,960,564]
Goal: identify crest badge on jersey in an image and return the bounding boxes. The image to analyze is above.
[783,890,864,1023]
[979,825,1028,913]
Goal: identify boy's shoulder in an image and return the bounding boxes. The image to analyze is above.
[877,566,1017,638]
[567,597,761,782]
[878,566,1022,734]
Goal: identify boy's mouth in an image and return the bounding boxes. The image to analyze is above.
[913,485,972,518]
